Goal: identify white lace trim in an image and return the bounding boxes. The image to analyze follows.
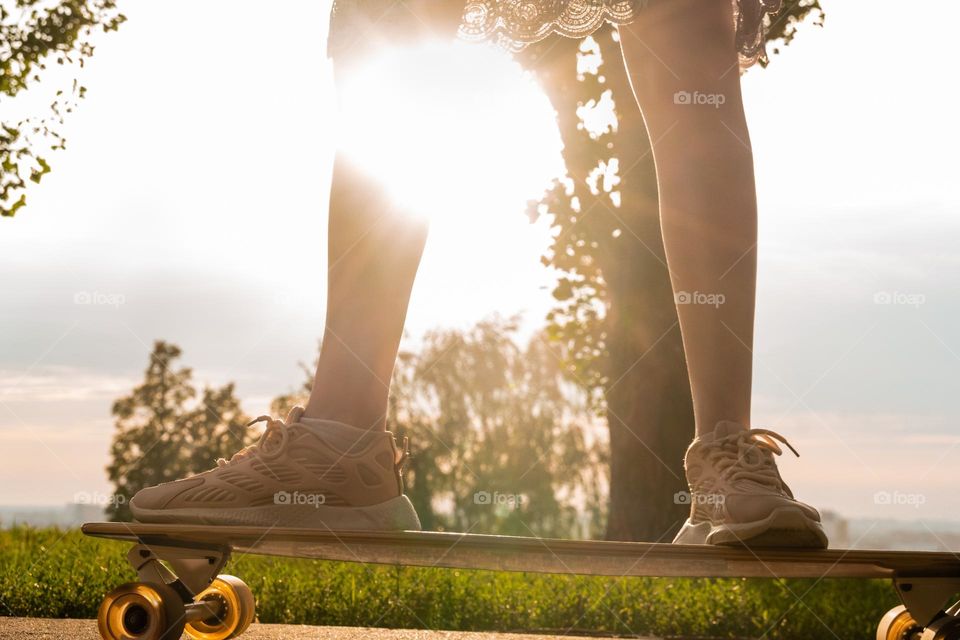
[328,0,783,70]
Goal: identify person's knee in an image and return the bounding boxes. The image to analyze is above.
[619,0,740,111]
[655,118,754,183]
[627,0,736,53]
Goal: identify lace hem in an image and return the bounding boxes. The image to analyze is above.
[457,0,783,70]
[328,0,783,70]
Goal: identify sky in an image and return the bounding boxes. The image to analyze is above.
[2,0,960,526]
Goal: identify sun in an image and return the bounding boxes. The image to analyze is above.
[333,39,567,330]
[335,39,566,230]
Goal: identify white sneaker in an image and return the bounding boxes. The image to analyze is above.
[130,407,421,530]
[673,421,828,548]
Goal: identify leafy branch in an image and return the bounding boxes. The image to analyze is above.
[1,0,125,217]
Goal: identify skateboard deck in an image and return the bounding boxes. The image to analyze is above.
[82,522,960,640]
[82,521,959,580]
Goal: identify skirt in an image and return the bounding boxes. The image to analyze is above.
[328,0,782,71]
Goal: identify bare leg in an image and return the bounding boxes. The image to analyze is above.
[303,150,428,431]
[304,5,463,431]
[618,0,756,436]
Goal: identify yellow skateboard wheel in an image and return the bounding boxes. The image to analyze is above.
[184,575,256,640]
[877,604,922,640]
[97,581,186,640]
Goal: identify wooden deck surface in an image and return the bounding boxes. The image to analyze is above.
[82,522,960,580]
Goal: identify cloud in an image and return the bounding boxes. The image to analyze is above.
[0,367,134,403]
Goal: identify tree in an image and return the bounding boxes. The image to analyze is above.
[106,341,254,521]
[273,319,607,538]
[515,4,824,540]
[393,319,607,537]
[1,0,124,217]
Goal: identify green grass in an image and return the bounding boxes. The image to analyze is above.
[0,527,897,639]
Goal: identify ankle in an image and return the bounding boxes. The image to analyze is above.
[302,399,387,431]
[694,418,749,439]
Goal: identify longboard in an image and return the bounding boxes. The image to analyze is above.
[82,522,960,640]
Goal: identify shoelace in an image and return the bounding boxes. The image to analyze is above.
[704,428,799,496]
[216,415,287,468]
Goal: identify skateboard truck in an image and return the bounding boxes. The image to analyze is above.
[93,541,254,640]
[893,577,960,627]
[874,577,960,640]
[127,542,230,597]
[881,576,960,640]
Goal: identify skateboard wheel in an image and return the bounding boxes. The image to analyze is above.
[97,581,186,640]
[877,605,923,640]
[184,575,255,640]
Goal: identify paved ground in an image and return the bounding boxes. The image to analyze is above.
[0,619,661,639]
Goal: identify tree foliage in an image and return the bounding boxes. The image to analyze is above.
[273,318,608,539]
[393,319,607,538]
[763,0,825,62]
[106,341,255,521]
[1,0,124,217]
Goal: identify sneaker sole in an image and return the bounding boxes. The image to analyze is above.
[131,495,422,531]
[674,506,828,548]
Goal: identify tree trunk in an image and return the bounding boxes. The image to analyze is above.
[604,302,693,541]
[521,29,694,541]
